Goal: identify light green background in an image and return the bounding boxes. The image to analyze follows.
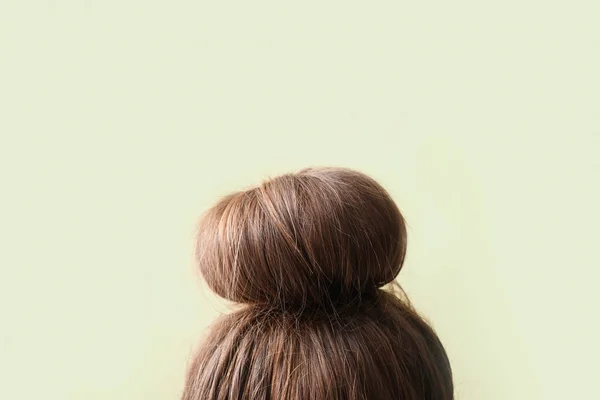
[1,2,598,399]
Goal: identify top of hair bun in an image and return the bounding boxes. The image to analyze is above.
[195,167,407,310]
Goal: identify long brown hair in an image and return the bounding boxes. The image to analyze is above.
[183,167,453,399]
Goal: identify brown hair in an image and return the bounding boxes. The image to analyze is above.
[183,167,453,399]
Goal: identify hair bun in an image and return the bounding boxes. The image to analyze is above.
[195,167,407,310]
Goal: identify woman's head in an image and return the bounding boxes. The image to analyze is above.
[183,167,453,399]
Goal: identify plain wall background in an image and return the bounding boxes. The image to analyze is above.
[1,1,599,399]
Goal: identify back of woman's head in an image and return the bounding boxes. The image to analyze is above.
[183,167,453,399]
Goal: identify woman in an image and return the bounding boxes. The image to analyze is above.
[182,167,453,399]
